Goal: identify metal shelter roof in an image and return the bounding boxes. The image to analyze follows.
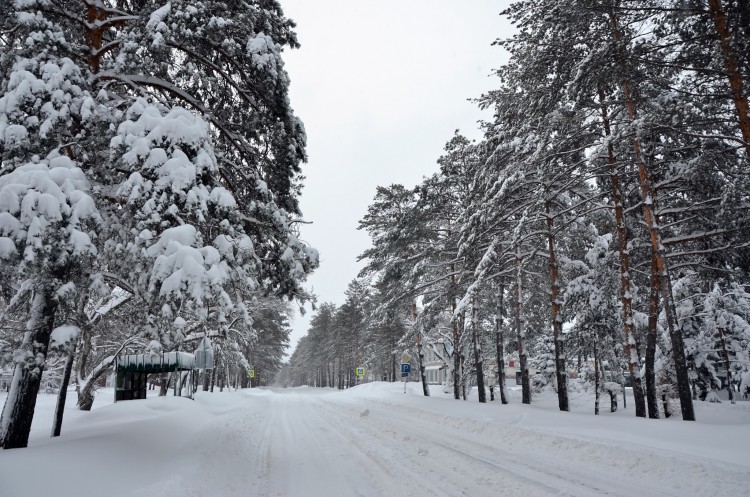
[115,351,195,373]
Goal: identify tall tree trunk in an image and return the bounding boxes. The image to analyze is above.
[646,249,660,418]
[162,372,171,395]
[594,334,601,416]
[391,349,396,383]
[608,10,695,421]
[599,88,646,417]
[75,318,93,405]
[495,285,508,405]
[545,199,568,412]
[597,88,647,418]
[0,288,58,449]
[707,0,750,158]
[470,296,486,403]
[515,247,531,404]
[77,384,95,410]
[459,313,468,400]
[202,370,210,392]
[51,346,75,438]
[450,265,461,400]
[337,358,343,390]
[415,307,430,397]
[717,326,735,404]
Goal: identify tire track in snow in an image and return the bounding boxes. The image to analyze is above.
[317,397,587,496]
[330,393,745,497]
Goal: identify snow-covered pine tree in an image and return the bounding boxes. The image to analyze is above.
[531,334,557,393]
[1,0,317,448]
[565,233,628,414]
[0,5,101,448]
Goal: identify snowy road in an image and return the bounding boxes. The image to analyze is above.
[2,383,748,497]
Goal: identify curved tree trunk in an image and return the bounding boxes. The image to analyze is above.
[75,320,93,405]
[78,357,116,411]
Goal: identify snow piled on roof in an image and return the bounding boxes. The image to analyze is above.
[116,351,195,370]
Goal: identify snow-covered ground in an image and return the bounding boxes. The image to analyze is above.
[1,382,748,497]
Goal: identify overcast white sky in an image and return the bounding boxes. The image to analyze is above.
[279,0,514,354]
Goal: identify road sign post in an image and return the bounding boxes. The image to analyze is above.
[401,363,411,393]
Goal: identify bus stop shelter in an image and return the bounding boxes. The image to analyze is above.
[114,351,196,402]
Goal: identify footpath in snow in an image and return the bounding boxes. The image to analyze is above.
[1,382,748,497]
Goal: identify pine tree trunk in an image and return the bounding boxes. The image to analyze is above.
[515,247,531,404]
[0,288,58,449]
[495,285,508,405]
[609,390,618,413]
[470,297,486,403]
[608,10,695,421]
[598,88,647,418]
[161,373,170,396]
[51,346,75,438]
[545,199,568,412]
[390,351,396,383]
[77,386,94,410]
[646,250,660,418]
[450,266,461,400]
[78,359,115,411]
[75,319,93,404]
[337,359,343,390]
[416,330,430,397]
[594,336,600,416]
[717,326,735,404]
[707,0,750,159]
[461,353,468,401]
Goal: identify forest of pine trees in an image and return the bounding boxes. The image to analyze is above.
[289,0,750,422]
[0,0,316,449]
[2,0,749,454]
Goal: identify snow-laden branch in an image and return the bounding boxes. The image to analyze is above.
[77,336,140,387]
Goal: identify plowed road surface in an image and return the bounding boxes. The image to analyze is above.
[1,383,747,497]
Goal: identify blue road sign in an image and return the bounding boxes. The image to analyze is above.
[401,363,411,377]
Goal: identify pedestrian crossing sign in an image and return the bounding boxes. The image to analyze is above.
[356,367,365,377]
